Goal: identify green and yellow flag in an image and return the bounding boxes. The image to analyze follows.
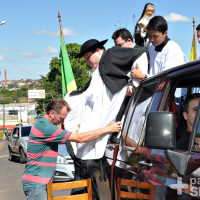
[60,32,77,99]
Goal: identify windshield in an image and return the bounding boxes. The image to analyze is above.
[21,126,32,137]
[58,144,70,157]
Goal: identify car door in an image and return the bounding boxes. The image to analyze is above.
[141,70,200,199]
[104,78,168,199]
[11,127,19,153]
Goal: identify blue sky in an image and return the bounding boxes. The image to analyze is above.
[0,0,199,81]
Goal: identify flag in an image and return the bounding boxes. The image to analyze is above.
[190,32,197,61]
[60,31,77,99]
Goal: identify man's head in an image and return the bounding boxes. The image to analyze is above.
[196,24,200,44]
[112,28,134,48]
[75,39,107,68]
[46,99,71,126]
[147,16,168,47]
[183,93,200,132]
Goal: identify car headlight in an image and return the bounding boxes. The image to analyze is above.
[57,154,68,164]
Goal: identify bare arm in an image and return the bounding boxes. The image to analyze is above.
[68,121,122,143]
[131,63,146,81]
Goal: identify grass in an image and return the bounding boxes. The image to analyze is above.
[0,132,5,139]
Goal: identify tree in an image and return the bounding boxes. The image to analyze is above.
[35,42,92,114]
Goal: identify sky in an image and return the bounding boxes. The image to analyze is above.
[0,0,199,81]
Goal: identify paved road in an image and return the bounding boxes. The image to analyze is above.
[0,140,111,200]
[0,140,26,200]
[0,140,73,199]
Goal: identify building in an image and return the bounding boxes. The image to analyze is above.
[0,103,37,129]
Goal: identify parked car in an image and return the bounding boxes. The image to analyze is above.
[8,124,31,163]
[94,60,200,199]
[53,144,75,182]
[7,124,74,181]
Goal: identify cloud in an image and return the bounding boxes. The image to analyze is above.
[41,46,59,56]
[0,47,16,51]
[33,30,58,36]
[19,47,58,57]
[44,60,51,65]
[164,13,191,22]
[32,28,76,37]
[62,28,76,36]
[0,55,5,60]
[20,52,36,57]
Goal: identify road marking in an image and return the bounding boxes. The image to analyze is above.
[0,155,8,159]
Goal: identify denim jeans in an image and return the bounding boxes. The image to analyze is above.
[23,186,47,200]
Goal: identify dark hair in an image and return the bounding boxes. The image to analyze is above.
[146,16,168,34]
[183,93,200,113]
[46,99,71,114]
[112,28,133,42]
[196,24,200,31]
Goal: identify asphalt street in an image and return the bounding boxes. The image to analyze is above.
[0,140,111,200]
[0,140,26,200]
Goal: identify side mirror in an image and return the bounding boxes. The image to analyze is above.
[12,133,18,138]
[145,111,176,150]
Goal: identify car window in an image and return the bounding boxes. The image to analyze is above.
[13,128,19,136]
[190,101,200,152]
[21,127,31,137]
[58,144,70,157]
[164,73,200,151]
[122,81,158,147]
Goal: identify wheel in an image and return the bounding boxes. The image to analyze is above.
[19,148,27,164]
[9,148,16,161]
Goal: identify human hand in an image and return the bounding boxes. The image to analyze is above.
[139,23,146,28]
[106,121,122,133]
[131,63,145,81]
[195,137,200,151]
[126,86,134,96]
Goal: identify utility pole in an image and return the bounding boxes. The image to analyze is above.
[3,104,5,135]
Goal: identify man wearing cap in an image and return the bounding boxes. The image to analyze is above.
[64,39,148,199]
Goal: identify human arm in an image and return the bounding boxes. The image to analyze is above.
[131,63,146,81]
[131,52,148,82]
[68,121,122,143]
[127,53,148,96]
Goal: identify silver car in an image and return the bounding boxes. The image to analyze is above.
[53,144,75,182]
[8,125,31,163]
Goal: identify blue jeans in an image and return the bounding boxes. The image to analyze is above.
[23,186,47,200]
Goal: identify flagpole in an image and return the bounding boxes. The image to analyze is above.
[192,17,197,60]
[58,11,64,41]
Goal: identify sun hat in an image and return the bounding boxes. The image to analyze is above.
[75,39,108,58]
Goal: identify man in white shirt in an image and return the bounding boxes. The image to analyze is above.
[112,28,148,96]
[131,16,186,81]
[64,39,148,199]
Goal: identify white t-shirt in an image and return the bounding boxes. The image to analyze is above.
[148,40,186,76]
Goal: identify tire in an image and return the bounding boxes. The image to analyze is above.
[9,148,16,161]
[19,148,27,164]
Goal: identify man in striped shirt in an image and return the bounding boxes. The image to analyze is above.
[22,99,121,200]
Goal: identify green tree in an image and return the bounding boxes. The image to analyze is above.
[36,43,92,114]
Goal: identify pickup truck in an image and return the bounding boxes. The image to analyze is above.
[8,124,31,164]
[92,60,200,199]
